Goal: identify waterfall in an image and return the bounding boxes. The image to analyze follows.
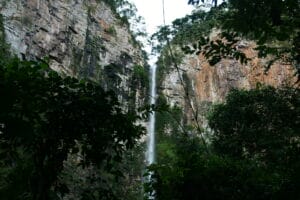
[144,64,157,200]
[147,64,157,165]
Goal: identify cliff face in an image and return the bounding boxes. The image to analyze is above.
[193,41,298,103]
[1,0,147,108]
[160,40,299,123]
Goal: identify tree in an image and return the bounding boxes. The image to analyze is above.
[0,57,144,200]
[148,2,300,199]
[208,86,300,199]
[146,86,300,200]
[208,86,300,168]
[186,0,300,74]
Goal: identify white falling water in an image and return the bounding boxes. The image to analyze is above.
[147,65,157,165]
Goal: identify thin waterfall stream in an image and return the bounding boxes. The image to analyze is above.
[147,64,157,165]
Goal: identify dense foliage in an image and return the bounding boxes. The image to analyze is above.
[0,14,145,199]
[0,57,144,200]
[209,87,300,167]
[147,87,300,200]
[154,0,299,77]
[186,0,300,72]
[147,1,300,199]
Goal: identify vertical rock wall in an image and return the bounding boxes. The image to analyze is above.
[1,0,148,108]
[159,40,299,126]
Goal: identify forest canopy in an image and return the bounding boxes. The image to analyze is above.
[145,1,300,200]
[147,86,300,200]
[0,15,145,198]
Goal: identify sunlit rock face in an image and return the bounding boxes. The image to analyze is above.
[1,0,147,108]
[193,41,298,103]
[160,39,299,123]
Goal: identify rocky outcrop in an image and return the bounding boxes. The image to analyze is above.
[160,40,299,125]
[161,41,298,104]
[194,41,298,102]
[1,0,147,108]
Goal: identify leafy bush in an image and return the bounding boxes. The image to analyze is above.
[208,86,300,168]
[0,57,144,199]
[146,86,300,200]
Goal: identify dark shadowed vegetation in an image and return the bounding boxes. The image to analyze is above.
[146,86,300,200]
[145,1,300,199]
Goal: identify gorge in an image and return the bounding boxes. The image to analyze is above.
[0,0,299,199]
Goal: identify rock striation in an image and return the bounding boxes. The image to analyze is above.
[160,39,299,124]
[1,0,147,108]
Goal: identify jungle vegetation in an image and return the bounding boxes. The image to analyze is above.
[146,1,300,199]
